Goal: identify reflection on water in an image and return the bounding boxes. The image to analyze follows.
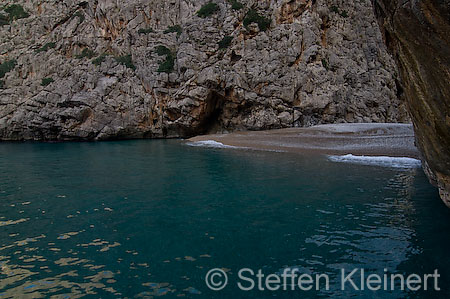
[0,140,449,298]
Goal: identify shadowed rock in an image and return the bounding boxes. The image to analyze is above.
[372,0,450,206]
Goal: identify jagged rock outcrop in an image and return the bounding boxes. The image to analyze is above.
[0,0,408,140]
[372,0,450,206]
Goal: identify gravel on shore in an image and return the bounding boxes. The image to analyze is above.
[187,123,420,159]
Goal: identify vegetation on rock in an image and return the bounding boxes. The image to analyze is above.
[72,11,85,23]
[0,14,8,26]
[243,9,271,31]
[138,28,154,34]
[0,4,29,25]
[330,6,348,18]
[157,57,175,73]
[164,25,182,37]
[92,54,107,66]
[0,0,409,142]
[35,42,56,53]
[155,46,175,73]
[76,48,96,59]
[0,59,17,79]
[218,36,233,49]
[155,46,172,56]
[41,77,54,86]
[115,55,136,70]
[197,2,219,18]
[321,58,329,70]
[229,0,244,10]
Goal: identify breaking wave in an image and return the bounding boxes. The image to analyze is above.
[327,154,421,169]
[186,140,238,149]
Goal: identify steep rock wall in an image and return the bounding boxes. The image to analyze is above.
[372,0,450,206]
[0,0,408,140]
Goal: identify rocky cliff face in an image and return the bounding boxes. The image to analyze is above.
[0,0,408,140]
[372,0,450,206]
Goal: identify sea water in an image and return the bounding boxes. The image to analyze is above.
[0,140,449,298]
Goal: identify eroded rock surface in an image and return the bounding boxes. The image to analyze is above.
[0,0,408,141]
[373,0,450,206]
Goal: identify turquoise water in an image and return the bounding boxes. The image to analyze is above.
[0,140,449,298]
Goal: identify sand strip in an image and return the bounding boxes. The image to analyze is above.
[187,123,420,159]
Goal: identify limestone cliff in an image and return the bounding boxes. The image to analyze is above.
[372,0,450,206]
[0,0,408,140]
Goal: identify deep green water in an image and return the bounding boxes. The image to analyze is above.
[0,140,449,298]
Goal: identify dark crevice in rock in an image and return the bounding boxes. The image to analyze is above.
[230,51,242,63]
[199,91,225,135]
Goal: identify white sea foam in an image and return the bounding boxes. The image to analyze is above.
[186,140,238,149]
[327,154,421,168]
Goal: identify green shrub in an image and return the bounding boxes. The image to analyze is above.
[76,48,96,59]
[35,42,56,53]
[73,11,85,23]
[0,59,17,78]
[4,4,29,21]
[155,45,172,56]
[41,77,54,86]
[138,28,154,34]
[115,54,136,70]
[321,58,329,70]
[218,36,233,49]
[229,0,243,10]
[243,9,271,31]
[157,57,175,73]
[155,46,175,73]
[164,25,182,37]
[0,4,30,26]
[0,14,9,26]
[197,2,219,18]
[330,6,348,17]
[92,53,107,66]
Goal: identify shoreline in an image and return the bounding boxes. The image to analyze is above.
[187,123,420,159]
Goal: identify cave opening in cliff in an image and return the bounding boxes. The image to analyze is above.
[198,90,225,135]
